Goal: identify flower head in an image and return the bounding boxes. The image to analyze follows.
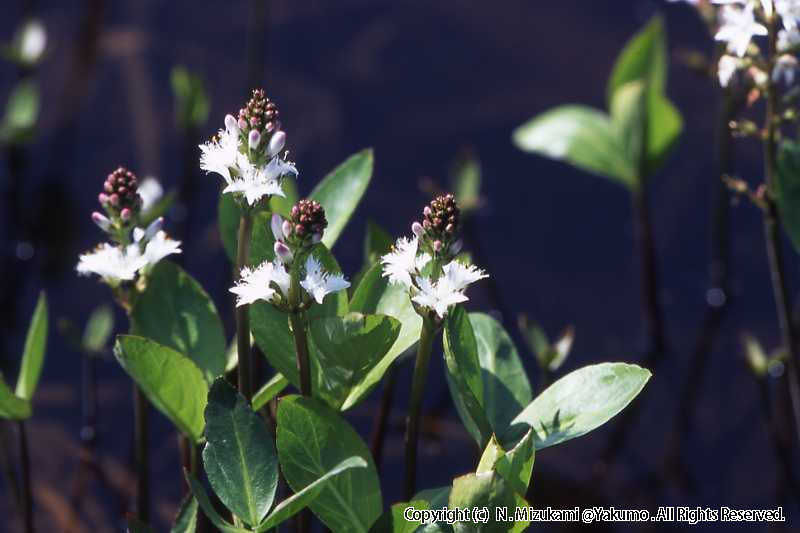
[299,255,350,304]
[199,124,240,183]
[714,3,768,57]
[230,260,290,307]
[381,236,431,288]
[222,156,296,206]
[98,167,143,221]
[410,260,487,319]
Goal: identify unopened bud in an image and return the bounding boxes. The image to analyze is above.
[238,117,248,130]
[411,221,424,238]
[274,241,293,263]
[120,208,132,221]
[248,129,261,150]
[144,216,164,241]
[433,240,443,252]
[268,131,286,158]
[224,114,239,134]
[282,220,293,238]
[449,239,463,255]
[271,213,284,241]
[91,212,111,231]
[98,193,109,205]
[110,194,120,206]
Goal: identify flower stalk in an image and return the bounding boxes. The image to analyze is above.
[289,263,312,397]
[403,318,437,501]
[236,211,254,402]
[18,421,33,533]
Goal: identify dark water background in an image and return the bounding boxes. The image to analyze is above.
[1,0,798,531]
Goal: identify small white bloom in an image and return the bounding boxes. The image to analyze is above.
[411,275,469,319]
[76,243,145,283]
[138,177,164,212]
[715,3,768,57]
[229,260,290,307]
[222,156,297,206]
[381,237,432,288]
[143,231,182,266]
[199,126,240,184]
[268,131,286,158]
[718,55,740,86]
[440,260,488,292]
[300,255,350,304]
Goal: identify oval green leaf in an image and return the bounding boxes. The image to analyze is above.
[15,291,48,400]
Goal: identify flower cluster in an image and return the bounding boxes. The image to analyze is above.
[77,167,181,286]
[230,200,349,310]
[382,195,486,320]
[685,0,800,87]
[199,88,297,207]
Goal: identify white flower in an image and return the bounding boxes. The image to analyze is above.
[778,26,800,51]
[300,255,350,304]
[138,177,164,212]
[774,54,799,84]
[77,243,144,283]
[718,55,740,86]
[222,156,297,206]
[410,260,487,319]
[143,231,182,265]
[230,260,291,307]
[381,237,432,288]
[199,125,240,184]
[777,0,800,28]
[18,20,46,64]
[715,3,768,57]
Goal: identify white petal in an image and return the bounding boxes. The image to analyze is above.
[300,255,349,304]
[381,236,421,288]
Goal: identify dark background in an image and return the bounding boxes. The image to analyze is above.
[0,0,796,531]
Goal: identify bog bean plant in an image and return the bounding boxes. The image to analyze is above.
[15,0,800,530]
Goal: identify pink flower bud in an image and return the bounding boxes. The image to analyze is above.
[267,131,286,158]
[282,220,293,238]
[271,213,284,241]
[274,241,293,263]
[433,240,443,252]
[120,208,132,221]
[224,114,239,134]
[98,193,109,205]
[423,206,432,217]
[411,221,424,238]
[91,212,111,231]
[248,129,261,150]
[238,117,248,130]
[109,194,120,206]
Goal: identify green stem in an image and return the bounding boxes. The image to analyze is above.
[236,212,254,402]
[133,384,149,523]
[403,320,436,501]
[763,6,800,446]
[18,421,33,533]
[290,312,311,397]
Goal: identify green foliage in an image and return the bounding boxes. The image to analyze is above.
[310,149,374,248]
[171,495,198,533]
[131,260,227,382]
[218,194,241,261]
[0,380,31,420]
[252,373,289,411]
[448,472,529,532]
[82,304,114,354]
[518,316,574,372]
[203,380,278,527]
[476,431,534,497]
[0,79,39,145]
[371,501,430,533]
[114,335,208,442]
[277,395,382,532]
[513,15,681,188]
[511,362,651,450]
[15,292,48,400]
[776,140,800,253]
[171,66,210,130]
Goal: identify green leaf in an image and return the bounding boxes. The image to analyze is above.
[511,362,651,450]
[171,66,209,130]
[512,105,634,187]
[252,373,289,411]
[467,313,532,446]
[250,211,277,266]
[607,16,667,102]
[477,432,534,497]
[443,306,492,446]
[644,93,682,177]
[186,473,251,533]
[82,304,114,353]
[170,495,198,533]
[610,81,647,179]
[347,264,421,408]
[363,220,393,266]
[256,456,368,531]
[309,312,400,410]
[0,79,39,144]
[0,379,31,419]
[413,487,453,533]
[370,500,430,533]
[448,472,529,533]
[131,260,227,382]
[203,379,278,527]
[114,336,208,442]
[277,395,382,532]
[777,140,800,253]
[218,194,240,262]
[310,149,374,248]
[15,291,47,400]
[269,175,299,218]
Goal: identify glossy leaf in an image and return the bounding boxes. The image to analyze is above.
[512,105,634,187]
[15,291,47,400]
[114,335,208,442]
[777,140,800,253]
[277,395,382,532]
[186,473,251,533]
[370,500,430,533]
[310,149,374,248]
[363,221,393,265]
[203,379,278,527]
[477,432,534,496]
[269,175,299,218]
[607,16,666,101]
[170,495,198,533]
[310,312,400,410]
[131,260,226,382]
[511,362,651,450]
[218,194,240,262]
[256,456,368,532]
[413,487,453,533]
[346,264,422,409]
[610,81,647,178]
[0,379,31,420]
[443,306,492,446]
[448,472,529,533]
[252,373,289,411]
